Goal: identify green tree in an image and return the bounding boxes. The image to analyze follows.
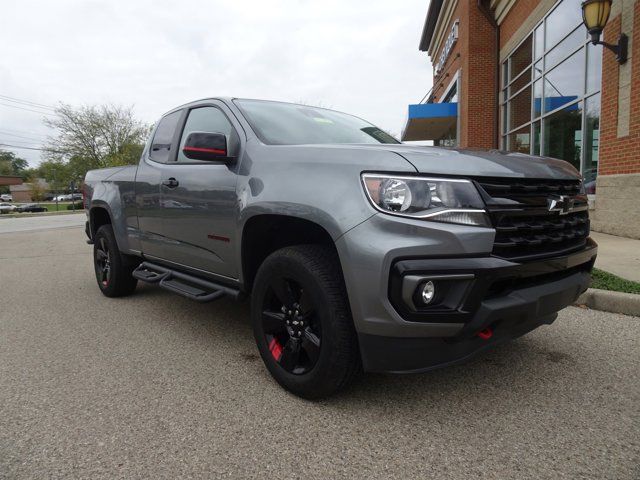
[29,179,46,202]
[43,104,149,181]
[0,150,30,178]
[36,159,72,193]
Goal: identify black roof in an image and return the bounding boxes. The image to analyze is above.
[418,0,444,52]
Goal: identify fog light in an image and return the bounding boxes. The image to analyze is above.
[421,281,435,304]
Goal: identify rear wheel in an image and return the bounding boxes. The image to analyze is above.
[93,225,138,297]
[251,245,360,399]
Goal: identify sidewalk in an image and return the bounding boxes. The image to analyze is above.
[591,231,640,282]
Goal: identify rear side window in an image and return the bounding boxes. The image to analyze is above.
[150,110,182,162]
[177,107,239,162]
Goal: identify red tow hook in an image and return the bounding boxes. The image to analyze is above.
[477,328,493,340]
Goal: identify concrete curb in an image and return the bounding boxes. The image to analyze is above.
[0,210,83,219]
[576,288,640,317]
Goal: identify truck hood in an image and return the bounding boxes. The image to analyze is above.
[391,145,580,179]
[299,144,581,180]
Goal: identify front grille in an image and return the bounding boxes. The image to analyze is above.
[475,177,590,261]
[492,210,589,260]
[478,178,581,199]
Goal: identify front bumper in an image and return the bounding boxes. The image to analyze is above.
[335,214,597,373]
[360,263,592,373]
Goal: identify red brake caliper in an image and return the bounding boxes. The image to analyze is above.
[268,338,283,361]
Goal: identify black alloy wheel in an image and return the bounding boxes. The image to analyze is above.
[251,245,360,399]
[261,276,321,375]
[92,224,138,297]
[95,236,112,288]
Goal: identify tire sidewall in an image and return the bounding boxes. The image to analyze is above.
[251,248,351,396]
[93,225,136,297]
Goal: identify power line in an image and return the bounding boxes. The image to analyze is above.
[1,143,64,156]
[0,94,56,111]
[0,102,58,117]
[0,138,44,148]
[0,143,50,151]
[0,130,48,142]
[0,126,56,136]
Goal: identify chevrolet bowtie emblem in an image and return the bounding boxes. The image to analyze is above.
[548,195,575,215]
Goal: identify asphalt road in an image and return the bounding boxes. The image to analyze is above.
[0,226,638,479]
[0,213,85,234]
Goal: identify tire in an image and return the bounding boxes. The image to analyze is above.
[93,224,138,297]
[251,244,360,399]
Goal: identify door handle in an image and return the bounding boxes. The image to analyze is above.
[162,178,179,188]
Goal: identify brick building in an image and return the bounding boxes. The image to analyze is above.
[403,0,640,238]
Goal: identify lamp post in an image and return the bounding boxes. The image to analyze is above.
[581,0,628,64]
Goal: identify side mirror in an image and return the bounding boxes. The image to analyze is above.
[182,132,229,161]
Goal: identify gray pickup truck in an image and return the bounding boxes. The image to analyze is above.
[84,97,597,398]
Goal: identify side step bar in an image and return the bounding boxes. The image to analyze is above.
[132,262,241,303]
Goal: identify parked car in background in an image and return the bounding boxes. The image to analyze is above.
[0,194,13,202]
[71,193,83,200]
[53,194,71,202]
[0,202,17,213]
[15,203,47,213]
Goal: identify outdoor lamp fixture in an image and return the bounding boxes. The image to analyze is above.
[581,0,628,64]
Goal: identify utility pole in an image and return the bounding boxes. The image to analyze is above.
[54,169,58,212]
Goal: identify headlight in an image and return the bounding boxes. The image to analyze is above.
[362,174,490,227]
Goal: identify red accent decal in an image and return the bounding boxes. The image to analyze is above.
[269,338,283,361]
[183,146,226,155]
[477,328,493,340]
[207,234,230,242]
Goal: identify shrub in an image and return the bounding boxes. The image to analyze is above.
[66,201,84,210]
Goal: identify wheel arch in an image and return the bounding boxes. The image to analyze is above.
[89,204,112,239]
[240,214,342,293]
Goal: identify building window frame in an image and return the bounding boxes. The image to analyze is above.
[440,71,459,103]
[499,0,602,178]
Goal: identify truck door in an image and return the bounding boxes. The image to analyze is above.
[135,109,184,260]
[156,102,242,280]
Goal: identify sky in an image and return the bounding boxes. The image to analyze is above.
[0,0,433,167]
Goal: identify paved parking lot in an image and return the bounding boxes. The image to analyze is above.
[1,224,638,479]
[0,213,85,234]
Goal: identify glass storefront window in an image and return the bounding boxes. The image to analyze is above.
[443,83,458,103]
[534,59,543,79]
[545,0,582,50]
[509,35,533,81]
[508,125,531,154]
[532,121,541,155]
[543,48,585,113]
[533,78,543,118]
[534,25,544,60]
[583,94,600,193]
[502,104,508,135]
[587,42,603,95]
[509,86,532,131]
[543,102,583,171]
[510,69,531,97]
[545,26,585,71]
[501,0,601,187]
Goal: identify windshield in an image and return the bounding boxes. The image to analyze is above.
[234,99,400,145]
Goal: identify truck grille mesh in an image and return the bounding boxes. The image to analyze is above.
[475,178,589,261]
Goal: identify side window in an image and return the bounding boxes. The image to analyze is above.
[150,110,182,162]
[177,107,239,162]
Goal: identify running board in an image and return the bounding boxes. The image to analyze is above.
[132,262,240,302]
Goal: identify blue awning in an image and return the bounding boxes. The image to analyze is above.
[401,102,457,141]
